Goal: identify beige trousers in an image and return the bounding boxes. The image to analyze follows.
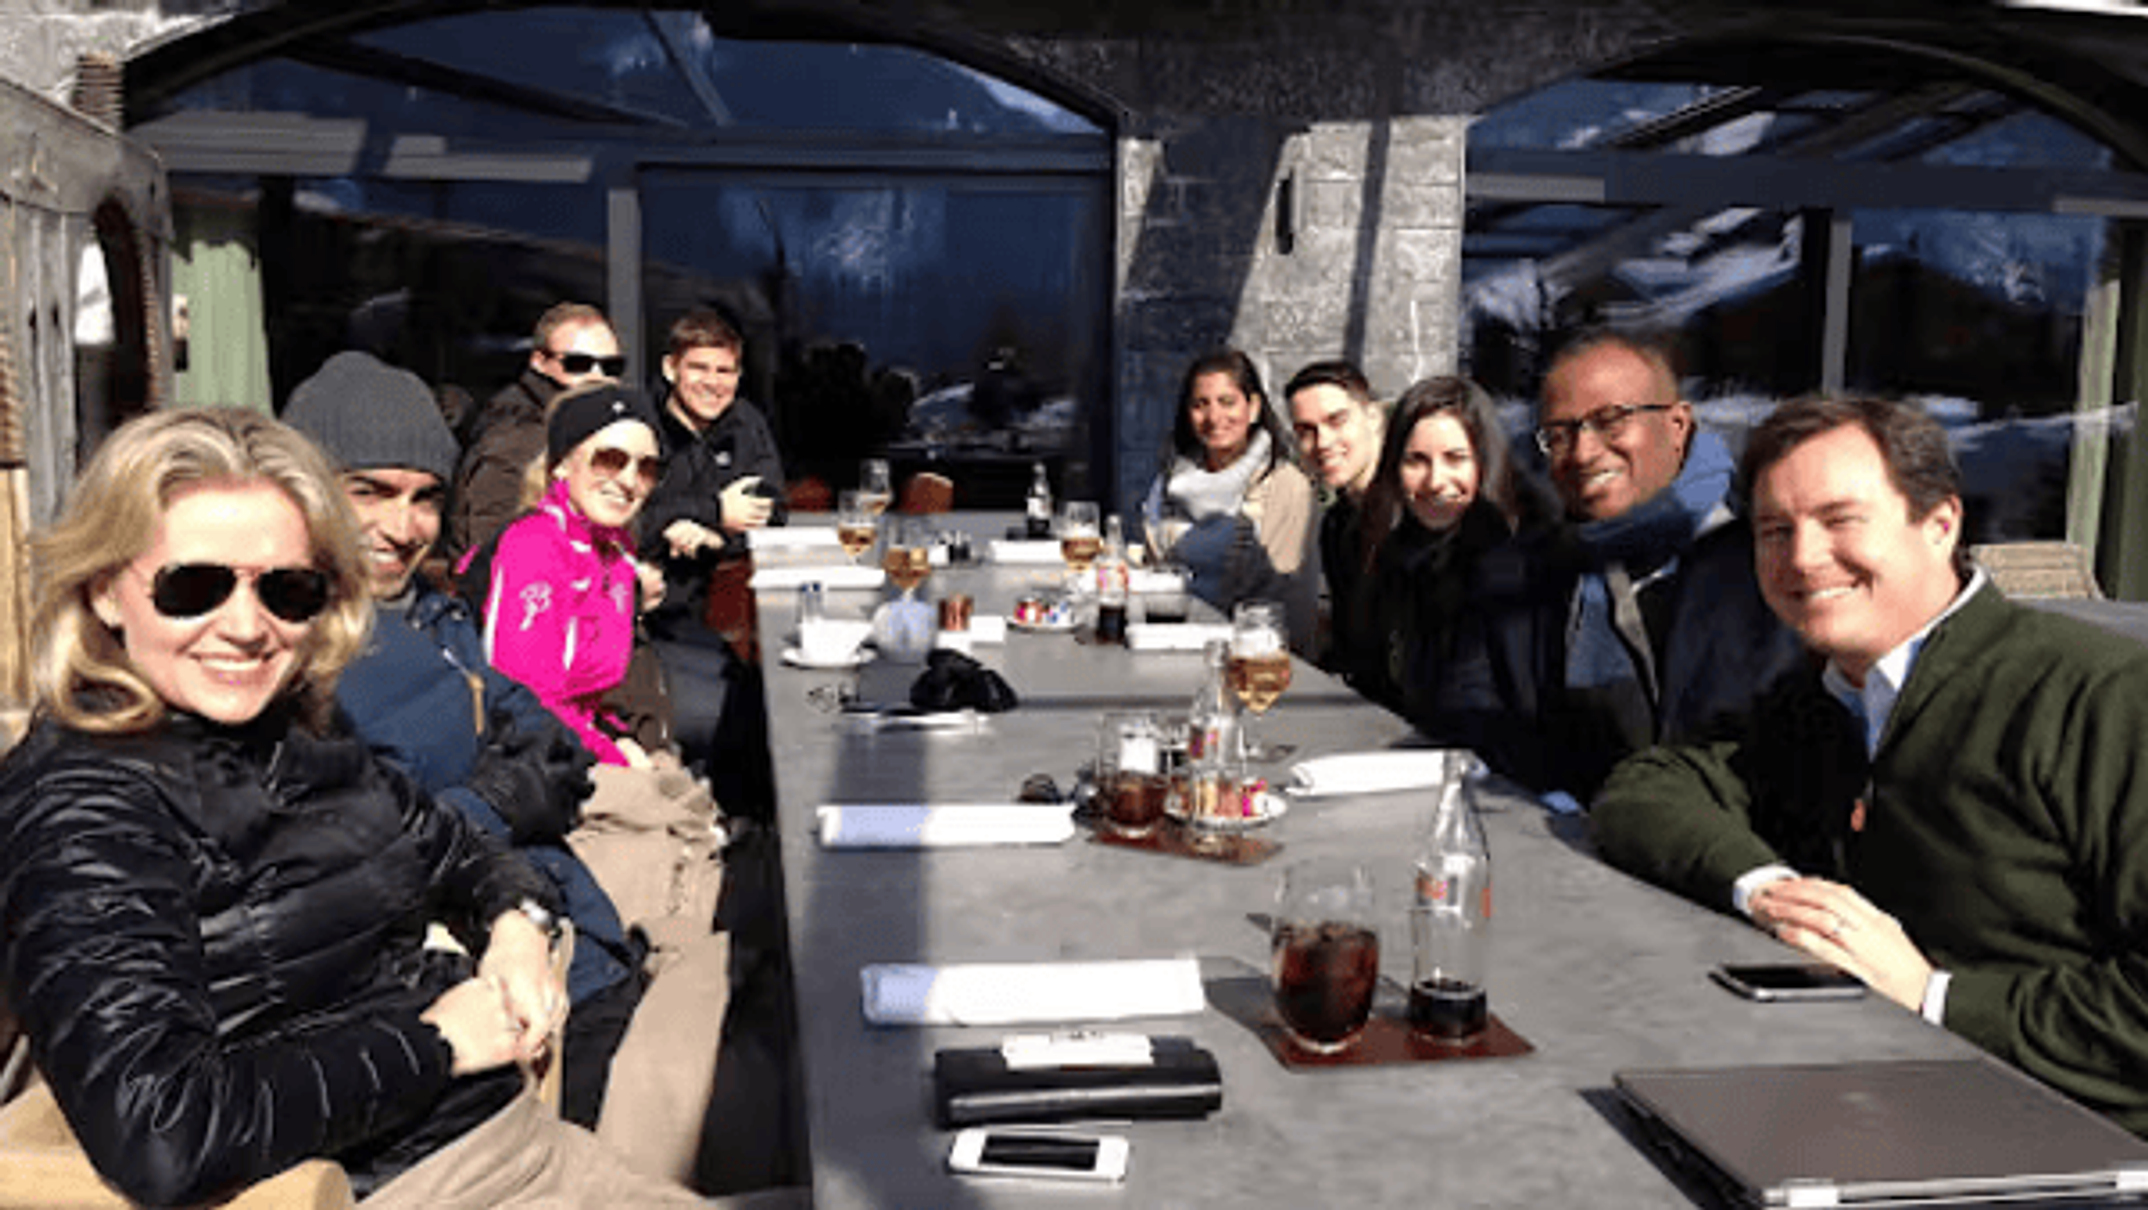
[569,765,732,1185]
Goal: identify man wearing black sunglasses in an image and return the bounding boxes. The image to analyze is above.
[450,301,624,562]
[1436,329,1801,806]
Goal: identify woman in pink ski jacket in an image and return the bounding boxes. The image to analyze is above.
[483,383,664,765]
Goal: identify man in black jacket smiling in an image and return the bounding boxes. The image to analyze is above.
[639,308,786,815]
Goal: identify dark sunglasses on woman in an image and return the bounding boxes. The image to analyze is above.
[587,446,662,488]
[145,563,334,624]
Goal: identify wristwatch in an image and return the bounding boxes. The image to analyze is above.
[513,898,563,946]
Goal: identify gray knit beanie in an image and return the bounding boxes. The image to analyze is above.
[283,350,460,482]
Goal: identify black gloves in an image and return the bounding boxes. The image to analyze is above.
[463,710,597,845]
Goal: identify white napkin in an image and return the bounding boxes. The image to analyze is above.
[860,957,1206,1026]
[817,804,1075,849]
[748,527,841,550]
[1127,569,1185,595]
[1285,749,1482,797]
[989,539,1065,565]
[751,564,886,590]
[1126,622,1233,652]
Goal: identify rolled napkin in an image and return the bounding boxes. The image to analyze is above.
[751,564,886,590]
[988,539,1066,565]
[1126,622,1234,652]
[861,957,1206,1026]
[748,526,841,550]
[1285,749,1484,797]
[818,804,1074,848]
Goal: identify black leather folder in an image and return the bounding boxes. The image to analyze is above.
[931,1036,1224,1128]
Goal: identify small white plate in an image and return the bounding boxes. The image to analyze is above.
[782,646,875,670]
[1007,615,1079,634]
[1169,789,1287,832]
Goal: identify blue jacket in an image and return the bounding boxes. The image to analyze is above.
[335,581,635,1005]
[1435,433,1804,801]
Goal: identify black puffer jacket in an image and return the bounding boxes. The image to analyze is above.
[0,710,554,1206]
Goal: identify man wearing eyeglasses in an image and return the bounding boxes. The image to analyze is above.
[450,301,626,561]
[1439,329,1801,805]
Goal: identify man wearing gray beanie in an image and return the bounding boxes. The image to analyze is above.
[284,350,653,1134]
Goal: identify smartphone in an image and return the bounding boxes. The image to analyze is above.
[1712,962,1866,1001]
[947,1128,1129,1183]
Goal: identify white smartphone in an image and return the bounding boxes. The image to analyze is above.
[946,1128,1129,1183]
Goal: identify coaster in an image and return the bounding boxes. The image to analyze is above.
[1088,821,1281,865]
[1207,972,1533,1069]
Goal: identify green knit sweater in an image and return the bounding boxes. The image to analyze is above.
[1594,583,2148,1135]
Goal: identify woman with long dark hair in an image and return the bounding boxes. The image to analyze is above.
[1349,376,1536,721]
[1142,349,1319,650]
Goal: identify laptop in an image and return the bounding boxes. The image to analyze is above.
[1615,1058,2148,1207]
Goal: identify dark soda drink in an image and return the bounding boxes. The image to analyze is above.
[1095,601,1129,644]
[1408,976,1487,1041]
[1271,922,1379,1052]
[1106,772,1167,836]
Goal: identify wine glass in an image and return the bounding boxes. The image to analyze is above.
[836,491,877,565]
[881,515,933,601]
[859,459,893,517]
[1229,599,1294,762]
[1057,501,1101,598]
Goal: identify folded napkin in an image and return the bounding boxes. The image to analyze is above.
[1285,749,1483,797]
[861,957,1206,1026]
[989,539,1066,565]
[748,527,841,550]
[751,564,886,590]
[1126,622,1233,652]
[819,804,1074,848]
[1127,569,1186,595]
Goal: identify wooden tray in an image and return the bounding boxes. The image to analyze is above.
[1207,971,1534,1069]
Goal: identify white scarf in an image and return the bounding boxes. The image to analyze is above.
[1154,430,1271,522]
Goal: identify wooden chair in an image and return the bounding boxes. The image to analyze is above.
[1970,541,2102,600]
[899,471,955,515]
[784,476,832,513]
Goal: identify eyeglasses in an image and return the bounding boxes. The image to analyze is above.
[142,563,334,624]
[547,350,627,377]
[587,446,662,488]
[1533,403,1673,457]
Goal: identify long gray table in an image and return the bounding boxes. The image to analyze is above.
[751,529,1974,1208]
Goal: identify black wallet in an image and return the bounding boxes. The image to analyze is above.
[931,1036,1224,1128]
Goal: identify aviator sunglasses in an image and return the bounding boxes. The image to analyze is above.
[140,563,334,624]
[587,445,662,488]
[548,350,628,377]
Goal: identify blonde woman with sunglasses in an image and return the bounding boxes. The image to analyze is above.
[480,383,667,767]
[0,407,705,1206]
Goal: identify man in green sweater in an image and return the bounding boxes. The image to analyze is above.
[1594,394,2148,1136]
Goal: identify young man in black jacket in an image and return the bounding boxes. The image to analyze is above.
[639,309,786,815]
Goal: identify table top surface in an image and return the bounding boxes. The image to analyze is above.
[750,533,1977,1209]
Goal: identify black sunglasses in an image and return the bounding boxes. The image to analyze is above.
[587,446,662,488]
[549,350,628,377]
[147,563,334,624]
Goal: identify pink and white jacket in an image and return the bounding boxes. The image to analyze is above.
[482,479,639,765]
